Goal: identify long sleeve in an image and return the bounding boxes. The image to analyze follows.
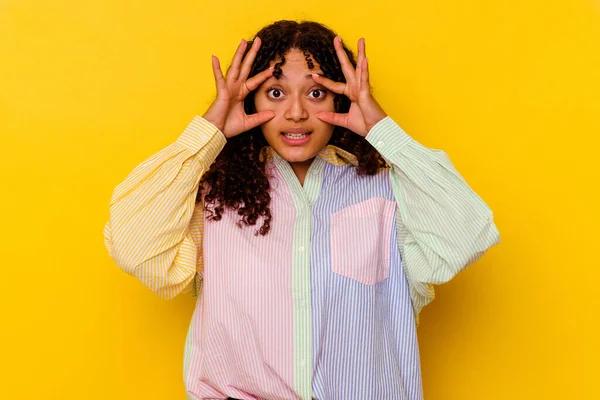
[103,116,226,299]
[365,116,501,323]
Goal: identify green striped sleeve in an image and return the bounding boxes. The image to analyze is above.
[365,116,501,324]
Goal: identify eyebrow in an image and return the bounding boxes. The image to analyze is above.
[275,73,324,79]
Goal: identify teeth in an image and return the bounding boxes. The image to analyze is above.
[283,132,309,139]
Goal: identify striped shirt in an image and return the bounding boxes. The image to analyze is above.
[103,115,500,400]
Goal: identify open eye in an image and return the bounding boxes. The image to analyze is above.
[266,87,284,99]
[309,89,328,99]
[265,86,328,101]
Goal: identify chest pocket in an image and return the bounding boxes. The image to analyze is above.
[330,197,397,285]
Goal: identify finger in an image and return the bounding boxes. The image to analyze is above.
[355,45,362,92]
[315,111,350,129]
[239,37,261,81]
[311,74,347,96]
[334,36,356,85]
[362,57,370,88]
[227,39,248,82]
[245,110,276,130]
[356,38,365,71]
[245,66,275,93]
[211,55,227,96]
[356,38,365,90]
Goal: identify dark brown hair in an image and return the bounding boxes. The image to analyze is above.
[197,20,387,235]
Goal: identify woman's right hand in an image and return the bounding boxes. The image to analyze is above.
[202,37,275,139]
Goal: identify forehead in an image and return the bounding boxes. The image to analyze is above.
[268,48,323,73]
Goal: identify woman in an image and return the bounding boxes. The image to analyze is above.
[104,19,500,400]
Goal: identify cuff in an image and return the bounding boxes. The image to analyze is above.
[365,116,414,158]
[176,116,226,153]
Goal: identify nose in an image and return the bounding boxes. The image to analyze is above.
[284,94,309,122]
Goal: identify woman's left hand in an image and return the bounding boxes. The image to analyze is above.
[311,36,388,137]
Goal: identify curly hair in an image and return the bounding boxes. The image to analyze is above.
[197,20,388,235]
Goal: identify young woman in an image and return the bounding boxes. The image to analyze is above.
[104,19,500,400]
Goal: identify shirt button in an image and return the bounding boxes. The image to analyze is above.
[488,214,494,222]
[377,141,384,147]
[300,359,307,367]
[299,300,306,309]
[298,246,305,252]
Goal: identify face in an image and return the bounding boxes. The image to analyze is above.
[254,48,336,165]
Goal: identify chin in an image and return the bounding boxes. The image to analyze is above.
[275,146,319,163]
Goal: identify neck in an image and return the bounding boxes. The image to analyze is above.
[289,158,314,186]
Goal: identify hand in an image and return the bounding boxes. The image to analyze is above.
[311,36,388,137]
[202,37,276,139]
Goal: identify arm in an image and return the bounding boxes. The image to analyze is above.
[365,116,501,321]
[308,36,500,324]
[103,116,226,299]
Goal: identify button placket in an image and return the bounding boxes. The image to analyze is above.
[272,152,314,399]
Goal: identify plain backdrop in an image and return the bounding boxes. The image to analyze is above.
[1,1,599,398]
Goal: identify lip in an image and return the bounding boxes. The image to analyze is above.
[280,130,312,146]
[283,128,311,134]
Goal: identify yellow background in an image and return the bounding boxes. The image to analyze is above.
[1,0,598,398]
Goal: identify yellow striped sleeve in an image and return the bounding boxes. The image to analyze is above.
[103,116,226,299]
[366,116,501,324]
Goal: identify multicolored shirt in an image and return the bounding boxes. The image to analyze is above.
[103,115,500,400]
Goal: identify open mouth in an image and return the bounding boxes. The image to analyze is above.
[281,131,312,140]
[280,131,313,145]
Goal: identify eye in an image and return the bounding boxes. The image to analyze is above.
[264,86,328,100]
[309,89,328,100]
[266,87,283,99]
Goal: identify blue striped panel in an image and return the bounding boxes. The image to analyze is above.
[310,162,424,400]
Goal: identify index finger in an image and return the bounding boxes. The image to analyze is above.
[239,36,262,81]
[226,39,248,82]
[334,36,356,84]
[245,66,275,93]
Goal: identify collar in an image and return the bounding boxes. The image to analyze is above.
[260,145,359,166]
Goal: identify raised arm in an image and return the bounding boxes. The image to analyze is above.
[103,117,225,299]
[103,36,276,299]
[365,116,501,321]
[312,36,501,324]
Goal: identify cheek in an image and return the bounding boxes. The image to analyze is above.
[253,93,265,111]
[323,95,336,111]
[253,90,272,111]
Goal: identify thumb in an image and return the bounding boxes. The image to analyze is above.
[316,111,348,129]
[245,110,276,131]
